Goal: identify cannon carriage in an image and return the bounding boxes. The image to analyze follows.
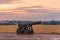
[16,21,41,34]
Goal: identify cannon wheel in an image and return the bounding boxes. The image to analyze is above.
[16,27,25,34]
[16,25,34,34]
[24,25,34,34]
[16,28,20,34]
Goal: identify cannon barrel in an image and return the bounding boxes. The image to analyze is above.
[29,21,41,25]
[19,21,41,27]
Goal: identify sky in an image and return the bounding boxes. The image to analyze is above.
[0,0,60,21]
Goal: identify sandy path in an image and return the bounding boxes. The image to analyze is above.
[0,33,60,40]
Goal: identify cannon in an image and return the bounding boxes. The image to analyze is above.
[16,21,41,34]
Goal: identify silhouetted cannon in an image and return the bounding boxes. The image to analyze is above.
[16,21,41,34]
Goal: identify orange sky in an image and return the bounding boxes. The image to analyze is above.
[0,0,60,21]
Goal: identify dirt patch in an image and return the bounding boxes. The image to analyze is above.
[0,33,60,40]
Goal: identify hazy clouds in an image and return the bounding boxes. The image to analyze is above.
[0,6,60,21]
[0,0,60,21]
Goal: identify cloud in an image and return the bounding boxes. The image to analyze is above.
[0,6,46,20]
[0,0,21,4]
[0,0,60,21]
[11,6,60,21]
[0,6,60,21]
[12,6,50,15]
[0,6,51,21]
[0,0,12,4]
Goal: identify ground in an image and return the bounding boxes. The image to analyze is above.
[0,33,60,40]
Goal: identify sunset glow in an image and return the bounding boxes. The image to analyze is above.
[0,0,60,21]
